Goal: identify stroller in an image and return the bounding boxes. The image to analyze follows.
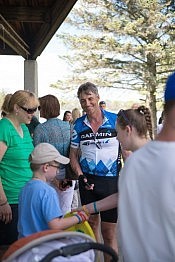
[2,223,118,262]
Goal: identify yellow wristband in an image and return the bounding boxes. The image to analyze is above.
[82,205,90,215]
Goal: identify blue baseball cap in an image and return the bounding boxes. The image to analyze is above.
[164,72,175,102]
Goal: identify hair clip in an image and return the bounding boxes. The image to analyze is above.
[138,109,144,115]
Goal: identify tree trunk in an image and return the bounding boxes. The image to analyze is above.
[146,53,157,137]
[149,91,157,137]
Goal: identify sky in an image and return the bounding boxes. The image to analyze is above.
[0,17,141,104]
[0,30,69,97]
[0,45,141,103]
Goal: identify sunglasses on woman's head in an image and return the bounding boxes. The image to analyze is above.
[118,109,132,126]
[19,105,37,114]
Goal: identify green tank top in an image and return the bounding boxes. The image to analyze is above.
[0,118,33,204]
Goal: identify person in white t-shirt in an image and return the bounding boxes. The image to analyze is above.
[118,72,175,262]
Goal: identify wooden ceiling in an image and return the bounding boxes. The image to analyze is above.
[0,0,77,59]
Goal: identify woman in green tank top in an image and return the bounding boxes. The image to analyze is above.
[0,90,39,245]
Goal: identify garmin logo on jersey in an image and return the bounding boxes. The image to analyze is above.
[81,131,112,139]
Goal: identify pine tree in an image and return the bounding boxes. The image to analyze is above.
[55,0,175,131]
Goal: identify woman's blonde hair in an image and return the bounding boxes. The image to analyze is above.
[3,90,39,114]
[72,108,81,123]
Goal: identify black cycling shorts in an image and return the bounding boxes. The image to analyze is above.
[79,174,118,223]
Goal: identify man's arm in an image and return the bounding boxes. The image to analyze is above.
[69,147,94,190]
[69,147,82,177]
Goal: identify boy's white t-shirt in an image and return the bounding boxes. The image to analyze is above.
[118,141,175,262]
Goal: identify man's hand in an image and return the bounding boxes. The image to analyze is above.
[78,174,94,190]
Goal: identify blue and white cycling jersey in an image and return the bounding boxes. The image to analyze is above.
[71,110,121,177]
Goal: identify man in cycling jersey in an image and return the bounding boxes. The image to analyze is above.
[70,82,121,261]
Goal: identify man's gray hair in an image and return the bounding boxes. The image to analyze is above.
[77,82,99,98]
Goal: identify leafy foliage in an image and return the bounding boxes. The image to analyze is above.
[54,0,175,130]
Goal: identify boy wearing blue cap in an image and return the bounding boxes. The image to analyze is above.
[117,72,175,262]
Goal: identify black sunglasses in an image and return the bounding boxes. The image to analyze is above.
[19,105,37,114]
[118,109,132,126]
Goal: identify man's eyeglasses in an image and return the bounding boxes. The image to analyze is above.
[19,105,37,114]
[118,109,132,126]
